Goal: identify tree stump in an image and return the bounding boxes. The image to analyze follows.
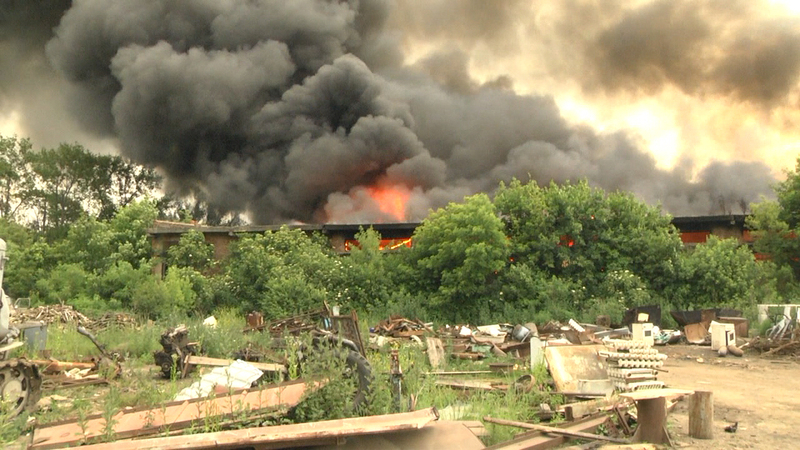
[689,390,714,439]
[633,397,668,443]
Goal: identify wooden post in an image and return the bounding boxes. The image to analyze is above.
[689,390,714,439]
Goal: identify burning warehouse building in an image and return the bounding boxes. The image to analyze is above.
[148,214,755,277]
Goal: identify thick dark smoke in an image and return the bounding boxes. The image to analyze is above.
[3,0,793,223]
[569,0,800,107]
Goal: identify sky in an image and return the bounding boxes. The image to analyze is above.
[1,0,798,223]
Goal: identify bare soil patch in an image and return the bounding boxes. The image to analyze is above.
[657,344,799,449]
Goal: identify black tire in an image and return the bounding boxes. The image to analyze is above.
[344,349,372,410]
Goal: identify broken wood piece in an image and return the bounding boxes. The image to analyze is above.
[613,405,632,436]
[425,337,445,369]
[557,397,616,420]
[425,370,493,376]
[450,420,489,437]
[484,414,611,449]
[394,330,426,337]
[73,407,440,450]
[491,344,507,357]
[555,391,608,398]
[435,379,499,391]
[31,380,314,449]
[483,416,628,444]
[29,359,96,373]
[184,355,287,374]
[451,352,485,360]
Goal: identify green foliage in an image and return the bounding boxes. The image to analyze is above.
[747,198,800,283]
[221,228,344,318]
[291,346,356,422]
[339,228,396,313]
[166,230,215,271]
[409,193,510,322]
[0,136,34,222]
[496,179,681,295]
[670,236,771,315]
[130,271,196,320]
[0,135,161,237]
[491,179,683,323]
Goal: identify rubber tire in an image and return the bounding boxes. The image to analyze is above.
[344,350,372,410]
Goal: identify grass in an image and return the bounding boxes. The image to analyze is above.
[2,309,566,447]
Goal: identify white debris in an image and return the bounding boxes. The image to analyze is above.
[174,360,263,401]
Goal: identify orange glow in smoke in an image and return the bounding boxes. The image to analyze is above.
[368,183,410,221]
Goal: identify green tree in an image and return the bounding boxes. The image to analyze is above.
[166,230,215,271]
[340,228,395,312]
[221,228,343,317]
[25,143,102,237]
[409,193,510,322]
[91,155,162,220]
[495,179,682,298]
[775,156,800,228]
[670,236,771,315]
[0,136,34,221]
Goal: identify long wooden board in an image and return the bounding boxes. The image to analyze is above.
[185,355,287,374]
[31,380,311,449]
[73,407,440,450]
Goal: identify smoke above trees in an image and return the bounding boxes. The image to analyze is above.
[2,0,796,223]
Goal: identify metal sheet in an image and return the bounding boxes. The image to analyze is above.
[544,344,608,393]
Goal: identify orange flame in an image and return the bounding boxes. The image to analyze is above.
[368,183,410,221]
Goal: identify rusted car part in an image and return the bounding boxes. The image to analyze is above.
[0,358,41,417]
[152,325,198,378]
[0,238,44,416]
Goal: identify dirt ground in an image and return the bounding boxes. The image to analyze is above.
[655,344,798,449]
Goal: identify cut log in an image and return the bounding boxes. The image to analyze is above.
[688,390,714,439]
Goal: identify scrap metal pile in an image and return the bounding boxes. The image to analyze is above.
[20,304,720,449]
[749,308,800,357]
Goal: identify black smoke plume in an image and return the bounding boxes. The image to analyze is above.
[3,0,793,223]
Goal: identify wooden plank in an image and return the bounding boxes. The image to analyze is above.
[483,416,628,444]
[425,370,493,376]
[556,398,615,419]
[484,414,610,450]
[453,420,489,437]
[185,355,287,374]
[425,337,445,370]
[435,379,498,391]
[618,388,693,402]
[29,359,96,373]
[31,380,312,449]
[74,407,440,450]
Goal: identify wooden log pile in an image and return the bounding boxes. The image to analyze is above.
[10,305,138,332]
